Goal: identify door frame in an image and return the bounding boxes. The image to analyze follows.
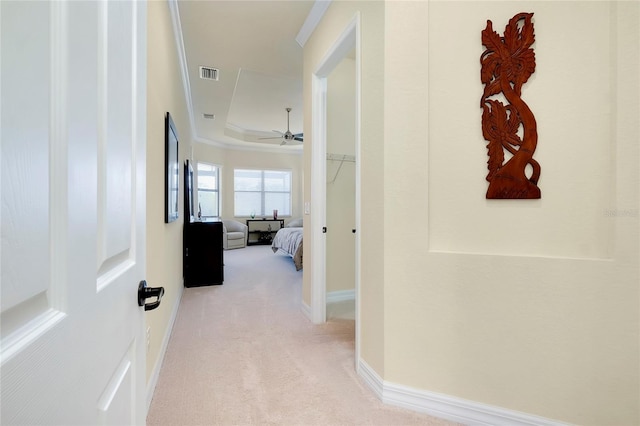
[310,13,361,365]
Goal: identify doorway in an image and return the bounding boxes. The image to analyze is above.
[325,53,356,321]
[310,14,361,364]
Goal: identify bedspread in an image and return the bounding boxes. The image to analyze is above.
[271,227,303,270]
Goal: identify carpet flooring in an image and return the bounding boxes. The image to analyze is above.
[147,245,453,425]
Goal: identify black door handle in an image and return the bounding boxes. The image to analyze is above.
[138,280,164,311]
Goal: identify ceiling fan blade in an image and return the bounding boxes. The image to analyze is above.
[258,109,299,144]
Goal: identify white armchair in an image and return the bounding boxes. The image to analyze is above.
[222,220,248,250]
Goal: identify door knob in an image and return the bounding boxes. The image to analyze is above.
[137,280,164,311]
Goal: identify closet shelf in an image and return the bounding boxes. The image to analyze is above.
[326,153,355,162]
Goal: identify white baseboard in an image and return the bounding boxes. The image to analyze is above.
[300,300,312,321]
[357,360,565,426]
[145,283,184,413]
[357,358,384,399]
[326,289,355,304]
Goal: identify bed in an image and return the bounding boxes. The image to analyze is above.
[271,226,303,271]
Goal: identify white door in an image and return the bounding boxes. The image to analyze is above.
[1,1,147,424]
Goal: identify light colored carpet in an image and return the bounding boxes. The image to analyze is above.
[147,245,454,426]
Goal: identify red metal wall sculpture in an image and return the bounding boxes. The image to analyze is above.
[480,13,541,199]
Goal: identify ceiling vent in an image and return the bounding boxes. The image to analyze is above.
[203,113,215,120]
[199,66,219,81]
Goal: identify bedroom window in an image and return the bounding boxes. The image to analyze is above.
[197,162,220,218]
[234,169,291,217]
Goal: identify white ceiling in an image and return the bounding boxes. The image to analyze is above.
[176,0,317,150]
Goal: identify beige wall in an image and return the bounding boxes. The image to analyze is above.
[385,1,637,424]
[193,143,303,222]
[308,0,639,424]
[145,1,193,383]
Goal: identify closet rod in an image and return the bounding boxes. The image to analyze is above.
[326,153,355,162]
[326,153,355,184]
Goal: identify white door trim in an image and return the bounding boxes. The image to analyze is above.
[310,75,328,324]
[310,12,361,366]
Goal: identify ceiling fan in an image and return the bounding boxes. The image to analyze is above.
[260,107,303,145]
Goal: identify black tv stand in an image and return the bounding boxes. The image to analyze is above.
[183,221,224,287]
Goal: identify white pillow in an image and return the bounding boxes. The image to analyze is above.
[286,218,303,228]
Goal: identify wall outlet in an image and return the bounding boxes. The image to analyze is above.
[304,201,310,215]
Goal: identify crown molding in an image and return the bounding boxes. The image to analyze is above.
[194,137,302,155]
[296,0,332,47]
[167,0,197,141]
[225,122,275,140]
